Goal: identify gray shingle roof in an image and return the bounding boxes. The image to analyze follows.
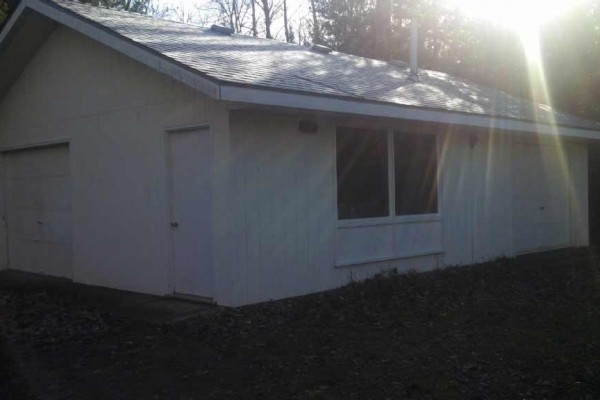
[49,0,600,130]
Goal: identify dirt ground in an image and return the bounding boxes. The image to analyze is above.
[2,249,600,399]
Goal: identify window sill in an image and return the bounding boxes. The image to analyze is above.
[338,214,441,228]
[335,249,443,268]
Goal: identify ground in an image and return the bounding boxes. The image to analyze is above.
[2,249,600,399]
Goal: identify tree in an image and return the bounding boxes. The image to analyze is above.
[374,0,391,60]
[0,1,8,25]
[0,0,18,25]
[283,0,290,42]
[313,0,378,57]
[77,0,151,13]
[296,17,312,45]
[256,0,283,39]
[539,1,600,120]
[169,0,200,23]
[251,0,257,36]
[146,1,172,19]
[309,0,321,43]
[210,0,253,33]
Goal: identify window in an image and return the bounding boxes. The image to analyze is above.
[336,127,438,220]
[394,131,438,215]
[336,128,389,220]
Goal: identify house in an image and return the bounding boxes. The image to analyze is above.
[0,0,598,306]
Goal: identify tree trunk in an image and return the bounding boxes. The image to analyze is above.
[231,0,237,30]
[283,0,290,42]
[310,0,320,43]
[261,0,272,39]
[374,0,391,60]
[251,0,257,36]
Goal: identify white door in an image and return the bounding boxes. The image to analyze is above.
[512,143,570,254]
[167,129,213,298]
[4,145,72,277]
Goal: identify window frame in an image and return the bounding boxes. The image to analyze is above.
[335,123,442,227]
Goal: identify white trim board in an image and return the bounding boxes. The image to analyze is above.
[335,249,443,268]
[0,138,70,152]
[220,85,600,139]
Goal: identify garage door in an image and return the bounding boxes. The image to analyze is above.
[512,143,569,254]
[5,144,72,277]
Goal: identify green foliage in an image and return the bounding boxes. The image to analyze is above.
[0,0,9,25]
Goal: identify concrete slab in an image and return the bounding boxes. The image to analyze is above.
[0,269,220,324]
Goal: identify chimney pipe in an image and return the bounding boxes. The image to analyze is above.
[410,18,419,80]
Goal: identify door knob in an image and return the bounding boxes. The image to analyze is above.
[540,206,545,210]
[170,222,179,228]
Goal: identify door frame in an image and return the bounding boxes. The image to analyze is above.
[164,124,213,299]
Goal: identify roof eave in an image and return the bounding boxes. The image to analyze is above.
[220,84,600,139]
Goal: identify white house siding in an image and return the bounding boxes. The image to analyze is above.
[440,128,514,265]
[336,221,442,267]
[226,112,445,306]
[226,112,590,306]
[441,130,589,266]
[569,142,589,247]
[0,26,214,295]
[225,112,336,305]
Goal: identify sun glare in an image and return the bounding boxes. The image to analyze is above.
[444,0,583,110]
[444,0,582,206]
[444,0,579,34]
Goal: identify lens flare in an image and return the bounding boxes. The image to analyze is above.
[443,0,585,228]
[443,0,579,33]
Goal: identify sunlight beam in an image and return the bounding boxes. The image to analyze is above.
[443,0,582,33]
[443,0,585,228]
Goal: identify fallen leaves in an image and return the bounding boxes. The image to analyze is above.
[2,249,600,399]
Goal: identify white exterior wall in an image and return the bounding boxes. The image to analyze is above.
[569,142,589,247]
[0,26,590,306]
[226,112,445,306]
[440,129,514,265]
[0,26,216,295]
[225,112,336,305]
[226,112,590,306]
[441,130,589,266]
